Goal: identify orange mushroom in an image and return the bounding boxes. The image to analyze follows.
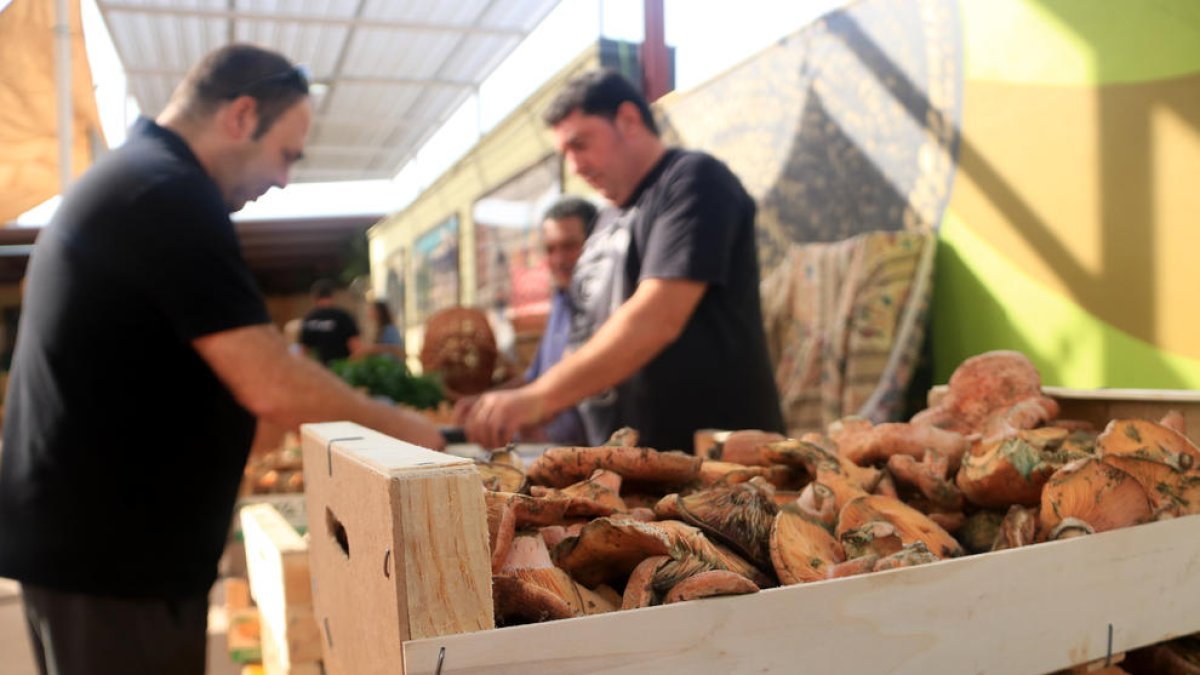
[888,449,964,511]
[991,505,1038,551]
[528,446,703,488]
[769,504,845,585]
[662,570,760,604]
[677,479,779,571]
[1037,458,1153,541]
[835,494,963,558]
[530,469,627,517]
[621,555,670,609]
[872,541,940,572]
[829,417,971,470]
[717,430,787,466]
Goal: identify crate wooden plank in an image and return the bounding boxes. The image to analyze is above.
[301,422,494,675]
[402,514,1200,675]
[240,503,322,670]
[1046,386,1200,432]
[260,615,322,675]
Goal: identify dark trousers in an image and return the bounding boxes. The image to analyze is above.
[21,583,208,675]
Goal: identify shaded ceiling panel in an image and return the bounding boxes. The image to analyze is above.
[439,34,520,83]
[97,0,563,181]
[363,0,491,26]
[342,28,460,80]
[482,0,561,31]
[322,82,424,120]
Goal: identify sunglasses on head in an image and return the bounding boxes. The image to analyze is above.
[228,64,311,98]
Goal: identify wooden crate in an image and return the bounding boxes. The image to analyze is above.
[240,503,322,674]
[300,422,493,675]
[302,389,1200,674]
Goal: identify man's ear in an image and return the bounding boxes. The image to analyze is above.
[614,100,645,135]
[219,95,259,141]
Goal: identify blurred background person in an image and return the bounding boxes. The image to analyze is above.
[352,299,406,361]
[457,196,597,445]
[299,278,360,364]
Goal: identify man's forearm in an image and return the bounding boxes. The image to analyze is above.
[532,278,705,418]
[195,325,445,449]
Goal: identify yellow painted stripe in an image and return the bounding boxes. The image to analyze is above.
[933,209,1200,389]
[961,0,1200,85]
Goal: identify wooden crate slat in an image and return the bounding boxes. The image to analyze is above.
[402,514,1200,674]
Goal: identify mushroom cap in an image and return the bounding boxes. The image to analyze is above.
[554,518,672,588]
[488,446,526,472]
[605,427,640,447]
[836,494,964,558]
[942,350,1044,425]
[832,421,971,470]
[678,480,779,571]
[991,505,1038,551]
[956,437,1061,508]
[528,446,703,488]
[1096,419,1200,470]
[718,430,787,466]
[492,575,574,626]
[530,469,626,517]
[872,541,939,571]
[839,520,903,560]
[827,555,879,579]
[1095,419,1200,516]
[764,439,881,496]
[770,504,845,585]
[475,460,528,493]
[698,460,774,486]
[957,510,1005,554]
[486,499,517,574]
[1038,458,1153,539]
[662,570,759,604]
[555,517,770,589]
[622,555,670,609]
[483,490,574,527]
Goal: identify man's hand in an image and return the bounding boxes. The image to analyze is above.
[464,386,548,449]
[452,394,480,425]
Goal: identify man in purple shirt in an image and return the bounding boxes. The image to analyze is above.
[458,197,597,445]
[523,197,597,444]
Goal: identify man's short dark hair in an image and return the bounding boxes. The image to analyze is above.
[543,196,599,238]
[167,44,309,139]
[311,279,336,300]
[542,69,659,136]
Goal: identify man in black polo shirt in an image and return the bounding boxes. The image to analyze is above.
[0,44,444,675]
[464,70,784,451]
[300,278,361,364]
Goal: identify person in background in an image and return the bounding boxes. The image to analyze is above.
[457,196,597,445]
[352,299,406,361]
[299,278,360,364]
[0,44,444,675]
[464,69,784,451]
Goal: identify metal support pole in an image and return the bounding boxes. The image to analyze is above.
[55,0,73,193]
[640,0,670,102]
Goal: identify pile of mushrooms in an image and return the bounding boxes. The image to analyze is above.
[478,350,1200,630]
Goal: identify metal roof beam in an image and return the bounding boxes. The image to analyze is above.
[98,3,528,38]
[122,67,476,89]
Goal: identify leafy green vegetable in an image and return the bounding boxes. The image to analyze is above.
[329,355,444,410]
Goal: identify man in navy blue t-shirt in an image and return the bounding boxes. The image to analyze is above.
[465,70,784,451]
[0,44,444,675]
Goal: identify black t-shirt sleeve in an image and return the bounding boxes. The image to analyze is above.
[121,177,269,340]
[342,313,360,339]
[639,155,745,286]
